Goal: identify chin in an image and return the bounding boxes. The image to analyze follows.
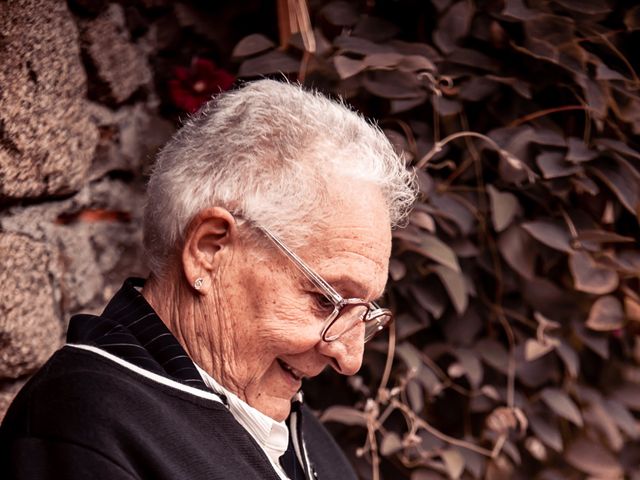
[255,398,291,422]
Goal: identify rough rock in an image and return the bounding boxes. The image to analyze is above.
[0,233,63,378]
[86,102,174,180]
[0,0,99,200]
[80,3,153,104]
[0,178,148,317]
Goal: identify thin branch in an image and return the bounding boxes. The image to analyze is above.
[415,131,504,169]
[367,416,381,480]
[378,321,396,394]
[587,27,640,86]
[507,105,592,128]
[391,399,496,457]
[496,308,517,408]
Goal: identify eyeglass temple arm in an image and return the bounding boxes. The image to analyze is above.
[259,227,344,303]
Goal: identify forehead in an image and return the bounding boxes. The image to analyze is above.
[300,180,392,299]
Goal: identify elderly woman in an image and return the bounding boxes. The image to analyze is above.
[1,80,416,479]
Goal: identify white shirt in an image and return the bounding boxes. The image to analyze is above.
[195,364,291,480]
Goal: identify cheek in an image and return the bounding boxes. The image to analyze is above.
[232,263,321,352]
[248,295,322,357]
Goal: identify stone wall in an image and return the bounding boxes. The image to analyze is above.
[0,0,174,418]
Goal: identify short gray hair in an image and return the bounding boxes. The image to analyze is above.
[143,79,417,275]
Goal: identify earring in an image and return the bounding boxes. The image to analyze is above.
[194,278,204,290]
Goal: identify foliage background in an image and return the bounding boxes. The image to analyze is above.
[231,1,640,478]
[1,0,639,479]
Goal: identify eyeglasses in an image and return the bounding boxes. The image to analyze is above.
[258,226,393,343]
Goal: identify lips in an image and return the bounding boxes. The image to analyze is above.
[277,359,304,381]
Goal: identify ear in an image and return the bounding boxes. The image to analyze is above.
[181,207,238,292]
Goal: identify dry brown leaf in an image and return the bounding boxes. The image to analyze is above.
[380,432,403,456]
[603,398,640,439]
[333,35,396,55]
[476,339,509,375]
[389,258,406,281]
[536,151,582,179]
[434,1,474,54]
[529,414,563,452]
[397,54,436,72]
[498,225,536,279]
[625,4,640,29]
[231,34,275,59]
[441,448,465,479]
[525,436,547,461]
[590,160,640,214]
[586,295,625,332]
[564,436,623,477]
[453,348,483,388]
[503,0,540,21]
[318,1,359,26]
[333,55,365,79]
[362,70,424,99]
[522,219,573,253]
[433,264,468,315]
[540,387,583,426]
[524,338,555,361]
[237,50,299,77]
[410,283,447,319]
[583,402,624,451]
[574,322,610,359]
[488,185,519,232]
[611,383,640,411]
[569,251,619,295]
[624,296,640,322]
[410,211,436,232]
[574,229,635,243]
[554,0,611,15]
[566,137,598,163]
[555,341,580,378]
[406,234,461,272]
[320,405,367,426]
[363,52,404,69]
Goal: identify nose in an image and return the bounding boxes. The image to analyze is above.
[316,322,365,375]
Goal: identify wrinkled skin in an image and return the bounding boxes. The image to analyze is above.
[143,180,391,421]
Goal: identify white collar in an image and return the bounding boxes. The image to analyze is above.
[194,365,290,469]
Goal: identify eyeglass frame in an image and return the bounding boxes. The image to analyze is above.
[254,224,394,343]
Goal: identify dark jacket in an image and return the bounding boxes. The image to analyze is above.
[0,279,357,480]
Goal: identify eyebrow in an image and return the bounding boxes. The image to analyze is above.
[323,276,385,302]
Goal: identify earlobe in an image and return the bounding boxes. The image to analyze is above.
[181,207,238,291]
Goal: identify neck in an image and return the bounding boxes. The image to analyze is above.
[142,272,191,352]
[141,270,245,399]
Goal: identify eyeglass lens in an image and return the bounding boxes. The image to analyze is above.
[324,305,392,342]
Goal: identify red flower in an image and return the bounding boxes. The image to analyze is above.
[168,58,235,113]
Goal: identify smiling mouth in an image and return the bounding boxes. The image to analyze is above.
[277,359,304,381]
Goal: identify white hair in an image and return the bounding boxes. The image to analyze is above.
[143,79,417,275]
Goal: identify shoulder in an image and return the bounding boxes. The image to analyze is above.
[2,345,225,441]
